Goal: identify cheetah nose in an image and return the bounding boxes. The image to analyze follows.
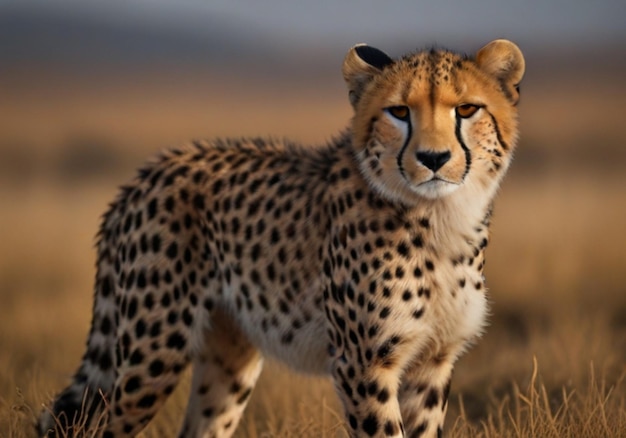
[416,150,451,172]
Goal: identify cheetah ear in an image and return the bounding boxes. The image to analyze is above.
[343,44,394,108]
[476,39,525,104]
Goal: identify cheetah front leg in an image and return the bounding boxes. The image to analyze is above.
[331,351,452,438]
[327,308,413,438]
[331,355,405,438]
[398,357,454,438]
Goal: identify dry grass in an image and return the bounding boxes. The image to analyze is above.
[449,359,626,438]
[0,69,625,437]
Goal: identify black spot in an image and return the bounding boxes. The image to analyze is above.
[384,420,397,435]
[236,387,253,404]
[349,414,358,430]
[124,376,141,393]
[140,234,149,253]
[265,198,276,213]
[101,276,112,297]
[281,331,294,344]
[166,242,178,259]
[167,310,178,324]
[443,378,452,406]
[251,244,261,261]
[377,343,391,361]
[166,332,186,350]
[129,349,144,365]
[125,270,136,290]
[424,388,439,409]
[230,381,242,394]
[149,359,164,377]
[123,214,132,234]
[270,227,280,243]
[151,234,161,253]
[99,350,113,371]
[377,388,389,403]
[147,198,158,219]
[412,421,428,437]
[211,179,223,195]
[247,199,261,216]
[127,298,138,319]
[255,219,266,235]
[135,319,146,338]
[136,270,147,289]
[362,413,379,436]
[182,308,194,326]
[137,393,156,409]
[397,241,411,258]
[384,219,397,231]
[164,196,175,212]
[357,382,367,398]
[412,235,423,248]
[417,287,430,299]
[161,293,171,307]
[100,316,112,335]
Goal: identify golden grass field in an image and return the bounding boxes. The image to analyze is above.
[0,64,624,437]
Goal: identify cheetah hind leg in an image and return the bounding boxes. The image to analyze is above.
[100,332,190,437]
[178,309,263,438]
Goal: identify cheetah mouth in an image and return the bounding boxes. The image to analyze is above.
[412,177,460,198]
[428,175,457,184]
[418,176,459,188]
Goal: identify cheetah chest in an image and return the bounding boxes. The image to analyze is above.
[325,210,490,365]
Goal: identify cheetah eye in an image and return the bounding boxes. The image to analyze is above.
[386,105,410,122]
[456,104,480,119]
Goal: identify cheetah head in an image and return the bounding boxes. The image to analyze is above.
[343,39,525,204]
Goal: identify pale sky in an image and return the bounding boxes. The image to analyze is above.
[3,0,625,52]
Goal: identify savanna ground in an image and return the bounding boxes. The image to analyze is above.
[0,61,625,437]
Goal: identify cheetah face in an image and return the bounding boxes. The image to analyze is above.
[343,40,525,204]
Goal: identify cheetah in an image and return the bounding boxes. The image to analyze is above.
[39,39,525,438]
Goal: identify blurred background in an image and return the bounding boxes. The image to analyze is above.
[0,0,624,436]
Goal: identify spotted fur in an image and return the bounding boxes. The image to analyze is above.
[39,39,525,438]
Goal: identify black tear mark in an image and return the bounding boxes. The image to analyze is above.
[486,111,510,151]
[454,116,472,179]
[396,116,413,180]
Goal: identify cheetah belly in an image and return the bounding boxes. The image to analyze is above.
[225,278,331,375]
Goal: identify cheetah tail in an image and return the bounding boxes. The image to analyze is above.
[38,269,118,436]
